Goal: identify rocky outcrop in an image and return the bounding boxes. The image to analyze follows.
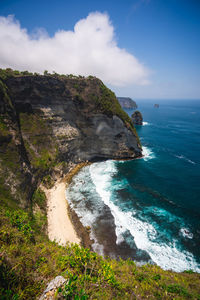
[131,110,143,125]
[0,70,142,206]
[39,276,66,300]
[117,97,137,109]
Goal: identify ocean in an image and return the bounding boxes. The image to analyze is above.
[66,99,200,273]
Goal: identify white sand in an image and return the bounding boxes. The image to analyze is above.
[44,181,80,246]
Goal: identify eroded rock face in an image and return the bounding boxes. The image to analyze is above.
[5,75,142,160]
[117,97,137,109]
[0,74,142,205]
[131,110,143,125]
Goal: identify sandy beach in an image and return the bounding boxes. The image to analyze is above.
[44,180,80,246]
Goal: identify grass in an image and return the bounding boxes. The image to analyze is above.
[0,190,200,299]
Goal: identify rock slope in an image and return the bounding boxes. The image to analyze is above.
[0,69,142,206]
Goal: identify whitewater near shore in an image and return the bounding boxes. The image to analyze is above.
[43,180,80,246]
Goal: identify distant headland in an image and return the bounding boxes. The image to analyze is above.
[117,97,137,109]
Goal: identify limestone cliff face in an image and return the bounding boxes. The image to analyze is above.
[0,71,142,205]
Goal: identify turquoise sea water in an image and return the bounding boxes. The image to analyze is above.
[67,100,200,272]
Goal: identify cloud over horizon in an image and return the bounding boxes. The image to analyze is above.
[0,12,149,86]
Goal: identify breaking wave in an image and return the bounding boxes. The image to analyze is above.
[143,121,151,126]
[89,160,200,272]
[142,146,155,161]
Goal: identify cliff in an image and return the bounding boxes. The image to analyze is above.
[117,97,137,109]
[0,69,141,206]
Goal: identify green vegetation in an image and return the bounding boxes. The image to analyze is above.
[95,82,141,145]
[0,190,200,299]
[41,174,54,189]
[0,78,14,109]
[31,188,47,232]
[32,188,46,211]
[0,116,10,137]
[0,68,33,80]
[5,209,34,241]
[19,112,58,171]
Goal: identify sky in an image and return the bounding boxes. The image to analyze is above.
[0,0,200,99]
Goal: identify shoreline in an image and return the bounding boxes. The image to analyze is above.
[44,157,143,250]
[44,161,93,248]
[64,161,93,249]
[44,179,80,246]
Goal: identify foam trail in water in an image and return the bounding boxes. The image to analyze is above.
[143,121,151,126]
[175,154,196,165]
[90,160,200,273]
[180,228,193,239]
[142,146,155,161]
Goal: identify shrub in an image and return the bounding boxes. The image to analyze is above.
[166,284,190,296]
[5,210,34,241]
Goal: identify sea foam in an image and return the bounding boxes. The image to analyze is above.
[90,160,200,273]
[142,146,155,161]
[175,154,196,165]
[143,121,151,126]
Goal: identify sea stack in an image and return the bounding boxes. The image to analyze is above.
[131,110,143,125]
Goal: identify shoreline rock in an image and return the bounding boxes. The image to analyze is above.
[131,110,143,125]
[39,276,66,300]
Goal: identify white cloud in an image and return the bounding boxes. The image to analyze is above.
[0,12,149,86]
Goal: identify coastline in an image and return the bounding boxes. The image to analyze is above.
[44,179,80,246]
[44,161,92,248]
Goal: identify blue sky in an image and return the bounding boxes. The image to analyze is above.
[0,0,200,99]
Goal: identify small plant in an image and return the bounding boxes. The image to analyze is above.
[135,272,148,282]
[6,209,34,240]
[166,283,190,296]
[61,273,88,299]
[35,256,48,268]
[42,174,54,188]
[152,274,161,281]
[184,269,194,274]
[32,188,46,210]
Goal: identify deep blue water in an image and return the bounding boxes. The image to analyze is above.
[67,100,200,272]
